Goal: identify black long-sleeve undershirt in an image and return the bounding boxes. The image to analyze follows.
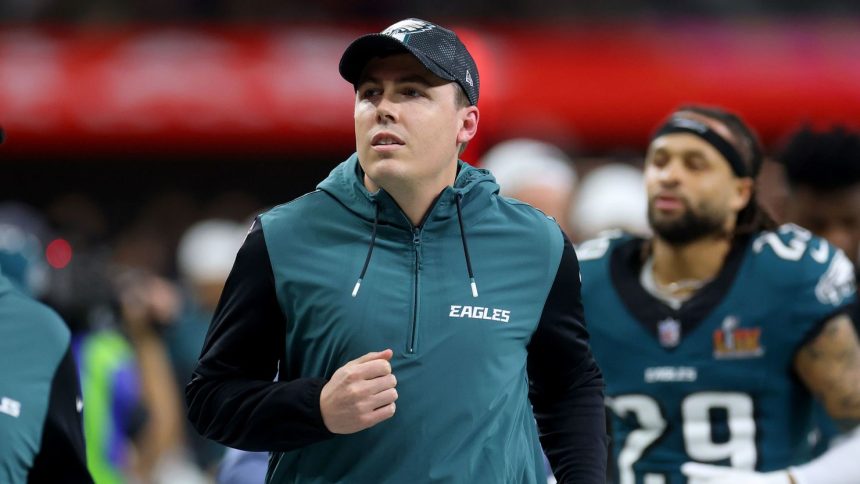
[186,221,334,452]
[187,222,607,482]
[528,234,608,484]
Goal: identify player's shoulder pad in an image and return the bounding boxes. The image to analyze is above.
[750,223,856,307]
[575,229,633,263]
[7,291,71,352]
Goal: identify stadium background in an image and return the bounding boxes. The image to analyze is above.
[2,2,859,482]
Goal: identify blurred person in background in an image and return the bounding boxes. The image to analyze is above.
[0,203,51,298]
[172,220,269,484]
[216,447,268,484]
[480,138,578,236]
[577,106,860,483]
[571,163,650,242]
[37,193,188,483]
[187,18,607,483]
[41,216,205,483]
[169,219,247,472]
[45,245,152,484]
[113,267,209,484]
[779,126,860,456]
[0,257,92,483]
[780,126,860,325]
[0,129,92,483]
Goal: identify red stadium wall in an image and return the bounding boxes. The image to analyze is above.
[2,21,859,159]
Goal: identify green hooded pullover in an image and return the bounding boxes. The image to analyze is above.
[260,156,563,483]
[188,154,607,483]
[0,273,91,483]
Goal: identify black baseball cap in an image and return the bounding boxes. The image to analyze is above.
[339,18,480,106]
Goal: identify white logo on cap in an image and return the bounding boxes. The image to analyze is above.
[382,19,434,42]
[465,69,474,87]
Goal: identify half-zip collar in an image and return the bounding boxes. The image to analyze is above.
[320,154,497,298]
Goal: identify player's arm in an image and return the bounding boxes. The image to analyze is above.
[27,345,93,483]
[185,218,335,451]
[784,312,860,484]
[683,312,860,484]
[795,312,860,429]
[527,232,608,484]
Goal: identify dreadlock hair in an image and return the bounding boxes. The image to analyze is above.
[674,105,778,239]
[780,125,860,192]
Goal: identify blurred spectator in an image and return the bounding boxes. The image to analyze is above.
[0,263,92,483]
[779,125,860,454]
[37,216,205,483]
[0,202,51,297]
[168,219,247,471]
[480,138,578,236]
[114,267,210,484]
[217,448,268,484]
[113,191,202,277]
[0,123,89,484]
[780,126,860,268]
[74,315,145,483]
[113,224,177,278]
[45,193,110,248]
[39,230,145,484]
[572,162,649,241]
[171,219,247,388]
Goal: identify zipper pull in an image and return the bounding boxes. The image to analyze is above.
[413,228,422,268]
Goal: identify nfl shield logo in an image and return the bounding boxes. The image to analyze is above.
[658,318,681,348]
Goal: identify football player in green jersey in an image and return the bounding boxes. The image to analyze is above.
[578,106,860,484]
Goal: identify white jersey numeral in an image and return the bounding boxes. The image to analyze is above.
[752,224,811,261]
[609,392,757,484]
[576,230,623,261]
[682,392,756,469]
[608,395,667,484]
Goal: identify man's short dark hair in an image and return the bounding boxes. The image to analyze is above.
[454,86,469,109]
[780,126,860,191]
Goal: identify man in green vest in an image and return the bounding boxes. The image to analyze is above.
[187,19,607,483]
[0,258,92,482]
[0,126,92,483]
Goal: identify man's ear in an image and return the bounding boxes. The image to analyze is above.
[457,106,479,145]
[731,176,754,212]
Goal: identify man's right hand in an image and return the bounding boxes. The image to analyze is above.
[319,349,398,434]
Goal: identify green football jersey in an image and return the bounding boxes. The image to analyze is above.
[0,272,90,483]
[578,225,857,484]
